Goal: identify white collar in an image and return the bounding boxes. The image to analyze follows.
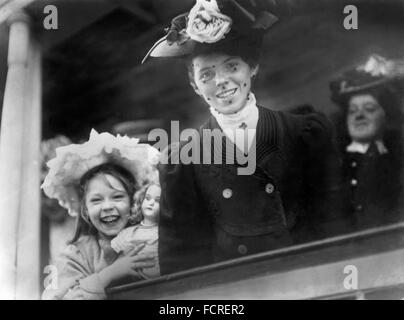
[209,92,259,131]
[209,92,258,153]
[346,140,388,155]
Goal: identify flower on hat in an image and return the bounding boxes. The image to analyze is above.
[141,0,279,63]
[186,0,232,43]
[41,129,160,217]
[357,54,395,77]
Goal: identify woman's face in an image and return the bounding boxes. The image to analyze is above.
[85,173,131,239]
[191,53,258,115]
[347,94,386,143]
[141,184,161,223]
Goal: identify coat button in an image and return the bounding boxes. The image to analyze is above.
[265,183,275,194]
[355,204,363,211]
[351,161,357,168]
[222,188,232,199]
[238,244,248,255]
[351,179,358,186]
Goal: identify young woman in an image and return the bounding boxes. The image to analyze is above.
[145,0,340,274]
[330,55,404,230]
[41,130,160,299]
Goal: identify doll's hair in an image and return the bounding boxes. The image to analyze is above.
[130,182,161,225]
[69,163,137,244]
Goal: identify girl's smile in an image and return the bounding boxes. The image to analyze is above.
[85,173,131,239]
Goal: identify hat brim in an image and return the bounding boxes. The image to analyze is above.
[142,36,196,64]
[331,75,404,105]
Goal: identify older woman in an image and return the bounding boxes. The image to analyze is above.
[330,55,404,230]
[145,0,339,274]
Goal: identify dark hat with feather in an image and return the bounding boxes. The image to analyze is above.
[142,0,279,64]
[329,55,404,105]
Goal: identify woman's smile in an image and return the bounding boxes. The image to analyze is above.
[216,88,238,99]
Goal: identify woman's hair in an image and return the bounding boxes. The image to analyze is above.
[69,163,137,244]
[333,85,403,151]
[130,182,161,224]
[185,34,263,87]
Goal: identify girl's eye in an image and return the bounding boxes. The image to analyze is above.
[113,194,125,200]
[90,198,102,204]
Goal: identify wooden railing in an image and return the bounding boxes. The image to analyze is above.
[107,221,404,299]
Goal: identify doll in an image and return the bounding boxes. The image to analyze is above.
[111,182,161,279]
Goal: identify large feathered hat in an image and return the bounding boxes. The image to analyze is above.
[41,129,160,217]
[142,0,279,63]
[329,54,404,105]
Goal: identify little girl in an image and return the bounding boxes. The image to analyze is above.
[111,182,161,279]
[41,129,160,300]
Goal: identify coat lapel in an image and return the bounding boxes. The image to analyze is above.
[201,107,281,176]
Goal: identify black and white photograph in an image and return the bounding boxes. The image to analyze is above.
[1,0,404,302]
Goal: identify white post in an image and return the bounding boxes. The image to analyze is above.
[0,11,41,300]
[15,36,42,300]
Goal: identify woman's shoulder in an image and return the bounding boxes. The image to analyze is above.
[259,105,333,148]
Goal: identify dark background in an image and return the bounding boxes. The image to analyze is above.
[1,0,404,142]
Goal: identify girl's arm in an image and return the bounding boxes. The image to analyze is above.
[42,244,107,300]
[42,243,154,300]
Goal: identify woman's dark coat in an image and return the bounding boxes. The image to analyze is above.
[158,106,343,275]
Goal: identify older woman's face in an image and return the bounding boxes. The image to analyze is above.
[347,94,386,143]
[191,53,258,114]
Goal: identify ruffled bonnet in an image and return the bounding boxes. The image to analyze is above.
[41,129,160,217]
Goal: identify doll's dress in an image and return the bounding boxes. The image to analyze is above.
[111,222,160,279]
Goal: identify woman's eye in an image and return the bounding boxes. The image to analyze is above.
[227,62,238,71]
[90,198,102,204]
[200,70,214,82]
[365,104,378,113]
[113,194,125,200]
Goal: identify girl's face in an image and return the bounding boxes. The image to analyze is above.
[347,94,386,143]
[85,173,131,239]
[191,53,258,115]
[141,184,161,223]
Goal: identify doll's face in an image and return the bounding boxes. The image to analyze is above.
[85,174,131,239]
[141,184,161,223]
[347,94,386,143]
[191,53,258,115]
